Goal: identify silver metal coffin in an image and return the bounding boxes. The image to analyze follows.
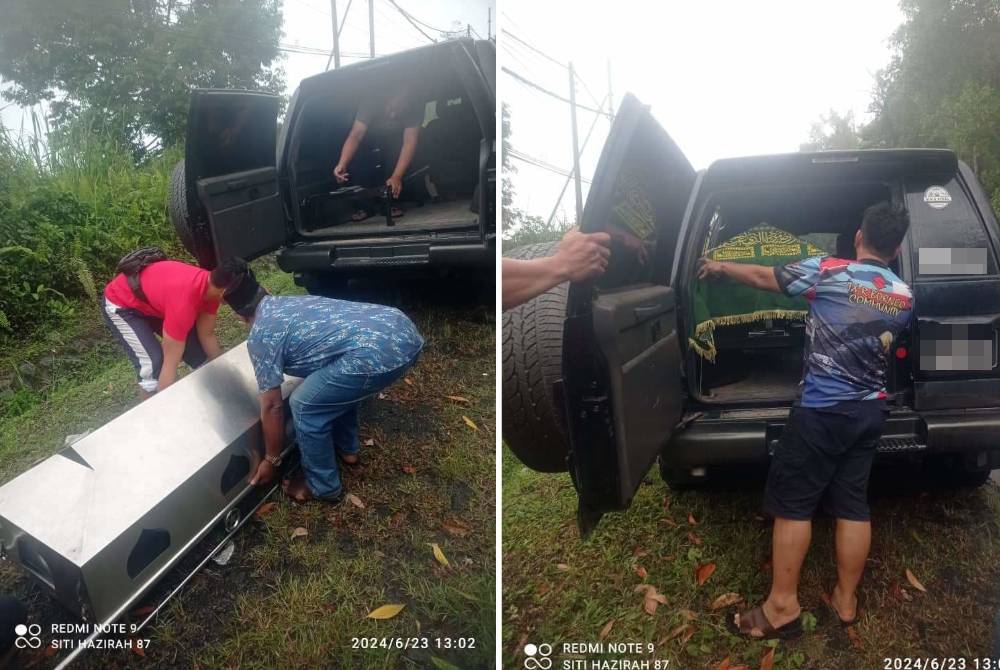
[0,342,300,624]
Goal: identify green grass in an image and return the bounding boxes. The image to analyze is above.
[502,447,1000,669]
[0,263,496,669]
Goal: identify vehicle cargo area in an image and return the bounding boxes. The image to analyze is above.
[690,180,896,404]
[289,47,484,238]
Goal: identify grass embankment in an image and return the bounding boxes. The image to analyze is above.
[503,448,1000,669]
[0,264,496,669]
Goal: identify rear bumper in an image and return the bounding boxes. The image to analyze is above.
[663,406,1000,470]
[276,235,494,273]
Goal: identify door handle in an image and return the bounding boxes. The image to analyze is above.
[226,179,248,191]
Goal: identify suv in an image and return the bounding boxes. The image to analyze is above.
[168,39,495,286]
[503,92,1000,534]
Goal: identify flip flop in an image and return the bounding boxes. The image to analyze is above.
[731,605,803,640]
[822,589,859,627]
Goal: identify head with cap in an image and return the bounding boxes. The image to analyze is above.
[213,257,268,321]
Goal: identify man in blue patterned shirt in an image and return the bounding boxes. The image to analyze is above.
[219,259,423,505]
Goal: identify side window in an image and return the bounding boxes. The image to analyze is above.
[906,175,997,277]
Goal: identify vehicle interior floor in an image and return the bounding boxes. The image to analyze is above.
[305,198,477,236]
[699,347,802,403]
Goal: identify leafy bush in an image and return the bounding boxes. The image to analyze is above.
[0,124,184,337]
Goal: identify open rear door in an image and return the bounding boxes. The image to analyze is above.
[563,93,697,535]
[185,89,287,268]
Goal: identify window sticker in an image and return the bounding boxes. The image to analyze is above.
[918,247,988,275]
[923,185,952,209]
[920,323,995,371]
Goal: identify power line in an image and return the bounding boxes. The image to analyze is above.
[502,67,610,117]
[501,29,564,69]
[385,0,438,43]
[508,147,592,184]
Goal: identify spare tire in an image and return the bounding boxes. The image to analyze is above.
[168,161,213,267]
[501,240,571,472]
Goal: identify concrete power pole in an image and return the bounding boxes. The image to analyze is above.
[330,0,341,69]
[488,8,491,39]
[368,0,375,57]
[607,59,615,120]
[568,61,584,225]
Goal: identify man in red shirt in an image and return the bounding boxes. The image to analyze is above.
[102,260,232,397]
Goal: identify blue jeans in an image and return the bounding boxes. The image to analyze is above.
[289,354,418,498]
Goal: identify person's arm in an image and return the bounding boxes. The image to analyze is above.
[502,227,612,310]
[334,119,368,182]
[156,334,186,391]
[195,311,223,360]
[697,259,781,293]
[250,387,284,486]
[386,126,420,198]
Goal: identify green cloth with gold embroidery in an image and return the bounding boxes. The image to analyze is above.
[690,224,827,362]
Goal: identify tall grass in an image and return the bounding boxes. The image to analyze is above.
[0,111,183,340]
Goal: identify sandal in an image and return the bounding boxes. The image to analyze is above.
[731,605,803,640]
[822,588,859,627]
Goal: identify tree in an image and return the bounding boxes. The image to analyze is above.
[800,110,862,152]
[0,0,285,157]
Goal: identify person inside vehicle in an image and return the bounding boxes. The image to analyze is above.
[218,259,423,505]
[502,227,612,310]
[333,83,424,222]
[102,251,231,398]
[697,202,913,639]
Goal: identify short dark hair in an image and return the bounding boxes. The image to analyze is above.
[860,202,909,258]
[210,257,249,292]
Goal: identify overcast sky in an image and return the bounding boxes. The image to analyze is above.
[1,0,492,135]
[500,0,905,224]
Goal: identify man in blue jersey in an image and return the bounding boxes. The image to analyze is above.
[697,202,913,639]
[218,259,424,506]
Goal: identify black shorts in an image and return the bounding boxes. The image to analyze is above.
[763,400,887,521]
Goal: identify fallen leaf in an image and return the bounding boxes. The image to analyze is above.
[681,625,696,646]
[633,584,652,594]
[401,464,417,474]
[688,513,698,525]
[905,568,927,593]
[846,624,862,648]
[346,493,366,509]
[378,392,387,399]
[710,592,743,610]
[634,564,648,579]
[373,550,385,558]
[632,546,648,558]
[696,562,716,586]
[291,527,308,540]
[442,518,470,537]
[714,657,731,670]
[643,595,660,615]
[900,587,913,602]
[663,517,679,528]
[367,603,405,619]
[131,641,146,658]
[760,647,775,670]
[663,496,671,512]
[255,501,277,518]
[404,377,414,386]
[665,623,693,641]
[730,666,750,670]
[687,531,702,546]
[678,608,698,622]
[462,415,478,431]
[599,618,615,639]
[445,395,471,404]
[556,563,570,571]
[364,438,375,447]
[389,510,405,527]
[537,583,550,596]
[636,584,667,615]
[430,543,450,567]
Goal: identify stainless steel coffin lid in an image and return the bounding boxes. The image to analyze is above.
[0,341,300,624]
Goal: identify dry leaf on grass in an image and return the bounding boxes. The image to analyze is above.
[291,527,308,540]
[710,592,743,610]
[401,464,417,474]
[678,608,698,622]
[445,395,471,404]
[760,647,775,670]
[696,562,716,586]
[404,377,414,386]
[634,564,648,579]
[634,584,668,615]
[714,657,731,670]
[442,518,470,537]
[255,501,277,518]
[556,563,570,571]
[367,603,405,619]
[663,496,671,512]
[429,543,450,567]
[663,517,678,528]
[131,641,146,658]
[687,531,702,546]
[664,623,694,642]
[364,438,375,447]
[537,583,550,596]
[633,546,648,558]
[346,493,366,509]
[688,513,698,525]
[599,619,615,639]
[846,624,862,648]
[462,415,479,431]
[905,568,927,592]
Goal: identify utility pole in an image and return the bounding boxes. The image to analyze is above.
[607,59,615,120]
[330,0,341,69]
[467,23,472,38]
[568,61,584,224]
[487,8,491,39]
[368,0,375,57]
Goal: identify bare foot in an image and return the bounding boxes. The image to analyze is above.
[282,475,312,503]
